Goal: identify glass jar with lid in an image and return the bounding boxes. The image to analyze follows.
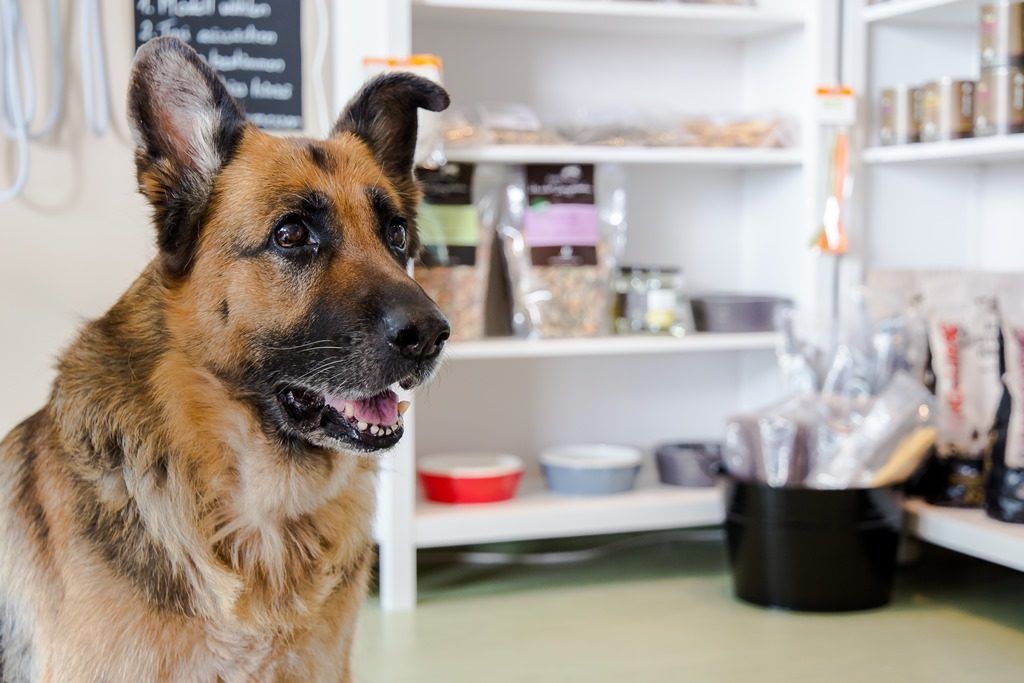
[612,266,695,336]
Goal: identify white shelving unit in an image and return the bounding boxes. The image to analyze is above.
[849,0,1024,568]
[349,0,837,610]
[446,332,780,360]
[863,134,1024,164]
[861,0,977,25]
[418,478,725,548]
[412,0,805,36]
[445,145,803,167]
[905,500,1024,573]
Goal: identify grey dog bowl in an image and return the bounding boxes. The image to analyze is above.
[691,294,793,333]
[656,443,722,487]
[540,444,643,496]
[541,463,641,495]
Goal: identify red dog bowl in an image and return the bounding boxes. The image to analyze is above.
[418,454,524,504]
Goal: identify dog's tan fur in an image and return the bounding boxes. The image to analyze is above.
[0,38,448,682]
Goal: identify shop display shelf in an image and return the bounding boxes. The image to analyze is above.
[905,499,1024,572]
[412,0,805,37]
[862,0,977,25]
[443,145,803,167]
[445,332,780,361]
[862,134,1024,165]
[415,476,725,548]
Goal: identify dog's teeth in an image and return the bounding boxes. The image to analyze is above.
[370,425,380,435]
[357,421,368,431]
[385,427,393,435]
[344,404,354,418]
[397,401,410,416]
[396,417,403,428]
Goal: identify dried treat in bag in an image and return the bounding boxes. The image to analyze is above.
[987,273,1024,523]
[414,163,500,341]
[918,272,1002,508]
[499,163,627,338]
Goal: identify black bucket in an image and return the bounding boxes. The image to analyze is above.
[725,480,903,612]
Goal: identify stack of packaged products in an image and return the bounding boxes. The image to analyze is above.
[878,1,1024,145]
[867,270,1024,523]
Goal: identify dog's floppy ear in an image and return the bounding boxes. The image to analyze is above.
[127,37,247,278]
[333,72,450,183]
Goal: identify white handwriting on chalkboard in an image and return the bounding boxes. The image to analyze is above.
[138,18,192,42]
[219,0,272,19]
[249,113,302,130]
[224,78,249,99]
[207,48,285,73]
[249,76,292,100]
[140,0,216,18]
[196,25,277,45]
[137,0,271,20]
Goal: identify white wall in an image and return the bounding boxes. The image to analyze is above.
[0,1,151,433]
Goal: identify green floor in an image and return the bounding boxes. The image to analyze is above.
[353,533,1024,682]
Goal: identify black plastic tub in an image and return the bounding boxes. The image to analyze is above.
[725,480,903,612]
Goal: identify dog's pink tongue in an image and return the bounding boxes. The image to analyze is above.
[330,390,399,425]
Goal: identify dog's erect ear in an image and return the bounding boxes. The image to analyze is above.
[127,37,247,278]
[333,73,450,183]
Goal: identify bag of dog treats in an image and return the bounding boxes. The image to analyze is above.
[918,272,1002,507]
[987,273,1024,523]
[499,163,627,338]
[863,269,930,385]
[414,163,501,341]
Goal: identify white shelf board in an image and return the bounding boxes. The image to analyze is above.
[905,499,1024,572]
[444,145,802,167]
[863,135,1024,165]
[445,332,779,360]
[413,0,805,37]
[862,0,977,26]
[415,478,724,548]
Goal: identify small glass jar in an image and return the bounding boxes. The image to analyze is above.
[612,266,695,337]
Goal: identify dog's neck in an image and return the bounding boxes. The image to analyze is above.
[49,265,378,627]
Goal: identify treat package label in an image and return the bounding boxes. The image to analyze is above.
[413,162,502,342]
[417,163,479,267]
[923,273,1002,459]
[523,164,599,267]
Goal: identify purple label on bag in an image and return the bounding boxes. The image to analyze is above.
[524,164,598,266]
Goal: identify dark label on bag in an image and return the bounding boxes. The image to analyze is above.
[416,163,479,268]
[529,245,598,267]
[417,163,474,205]
[420,245,477,267]
[526,164,595,205]
[524,164,598,267]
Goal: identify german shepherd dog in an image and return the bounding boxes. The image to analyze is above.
[0,37,449,681]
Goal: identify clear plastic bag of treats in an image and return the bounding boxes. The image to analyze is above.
[499,163,627,338]
[414,163,502,341]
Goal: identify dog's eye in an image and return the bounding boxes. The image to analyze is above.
[386,218,408,252]
[274,221,311,249]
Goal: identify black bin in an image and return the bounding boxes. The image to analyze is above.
[725,480,903,612]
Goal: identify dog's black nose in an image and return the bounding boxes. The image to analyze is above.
[385,306,450,362]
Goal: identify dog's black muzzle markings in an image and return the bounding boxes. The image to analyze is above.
[269,281,450,453]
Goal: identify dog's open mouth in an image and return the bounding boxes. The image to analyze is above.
[277,386,409,452]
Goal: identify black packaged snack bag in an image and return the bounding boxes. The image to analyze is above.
[986,275,1024,522]
[918,272,1001,507]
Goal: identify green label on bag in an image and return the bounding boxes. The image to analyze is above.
[418,204,480,247]
[416,163,480,267]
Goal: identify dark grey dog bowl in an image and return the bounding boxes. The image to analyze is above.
[691,294,793,333]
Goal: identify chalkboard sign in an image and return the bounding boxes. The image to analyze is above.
[134,0,303,131]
